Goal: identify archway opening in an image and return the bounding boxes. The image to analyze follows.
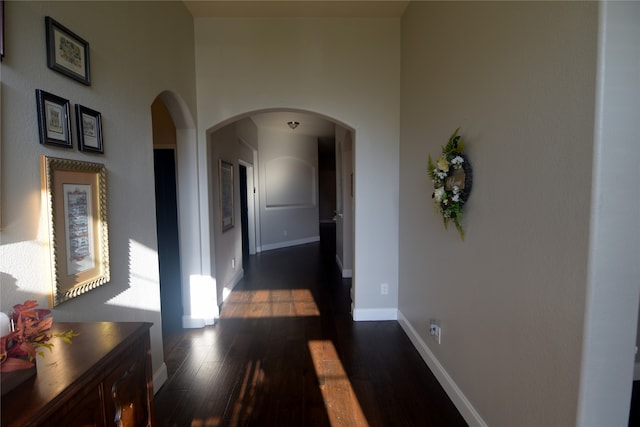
[206,109,355,315]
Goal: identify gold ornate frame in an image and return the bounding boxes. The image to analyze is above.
[41,156,110,306]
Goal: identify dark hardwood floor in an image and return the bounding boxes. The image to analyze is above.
[154,226,467,426]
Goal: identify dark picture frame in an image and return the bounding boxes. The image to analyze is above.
[76,104,103,153]
[41,155,110,307]
[1,0,5,61]
[36,89,72,148]
[219,159,234,232]
[45,16,90,85]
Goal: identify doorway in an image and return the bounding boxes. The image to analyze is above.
[239,164,250,268]
[153,149,183,337]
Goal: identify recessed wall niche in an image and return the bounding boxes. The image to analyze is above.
[265,157,316,208]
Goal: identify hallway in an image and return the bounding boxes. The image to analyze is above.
[154,227,467,426]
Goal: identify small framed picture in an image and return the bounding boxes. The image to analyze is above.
[36,89,72,148]
[45,16,90,85]
[76,105,103,153]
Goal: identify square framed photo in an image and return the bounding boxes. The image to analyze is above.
[45,16,90,85]
[76,105,103,153]
[41,155,110,307]
[36,89,72,148]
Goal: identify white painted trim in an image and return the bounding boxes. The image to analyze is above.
[352,308,397,321]
[181,315,216,328]
[397,311,488,427]
[153,363,168,394]
[230,268,244,290]
[335,254,353,278]
[182,316,206,328]
[261,236,320,252]
[222,268,244,303]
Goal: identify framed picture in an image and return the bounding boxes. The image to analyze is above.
[45,16,90,85]
[76,105,103,153]
[219,159,234,232]
[41,156,110,307]
[1,0,5,61]
[36,89,72,148]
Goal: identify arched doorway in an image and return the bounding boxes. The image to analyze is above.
[151,98,183,340]
[150,91,210,342]
[206,109,355,312]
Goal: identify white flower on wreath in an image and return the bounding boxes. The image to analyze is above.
[433,187,445,203]
[451,156,464,168]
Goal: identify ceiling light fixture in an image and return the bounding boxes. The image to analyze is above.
[287,121,300,130]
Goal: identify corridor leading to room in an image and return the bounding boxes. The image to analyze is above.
[154,226,467,426]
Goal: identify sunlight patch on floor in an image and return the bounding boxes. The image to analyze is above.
[308,340,369,426]
[189,416,221,427]
[229,360,264,424]
[219,289,320,318]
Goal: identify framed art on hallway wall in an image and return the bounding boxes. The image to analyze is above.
[36,89,72,148]
[219,159,234,232]
[76,104,103,153]
[45,16,91,85]
[41,156,110,307]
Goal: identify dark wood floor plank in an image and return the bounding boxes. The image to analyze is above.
[155,225,467,426]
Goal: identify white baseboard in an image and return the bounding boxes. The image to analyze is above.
[182,312,217,328]
[153,362,168,394]
[352,308,398,321]
[335,254,353,278]
[222,268,244,302]
[397,311,488,427]
[261,236,320,252]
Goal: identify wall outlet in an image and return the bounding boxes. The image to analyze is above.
[429,321,441,344]
[380,283,389,295]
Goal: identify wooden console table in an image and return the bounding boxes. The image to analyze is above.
[1,322,155,426]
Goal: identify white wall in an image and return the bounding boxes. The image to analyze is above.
[335,124,353,278]
[400,2,598,426]
[577,2,640,425]
[208,118,258,306]
[259,128,319,250]
[194,17,400,318]
[0,1,196,391]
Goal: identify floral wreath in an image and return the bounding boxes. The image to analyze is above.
[428,128,473,239]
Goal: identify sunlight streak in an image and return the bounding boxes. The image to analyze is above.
[220,289,320,318]
[106,240,159,311]
[308,340,369,426]
[190,274,217,321]
[230,360,265,425]
[189,416,221,427]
